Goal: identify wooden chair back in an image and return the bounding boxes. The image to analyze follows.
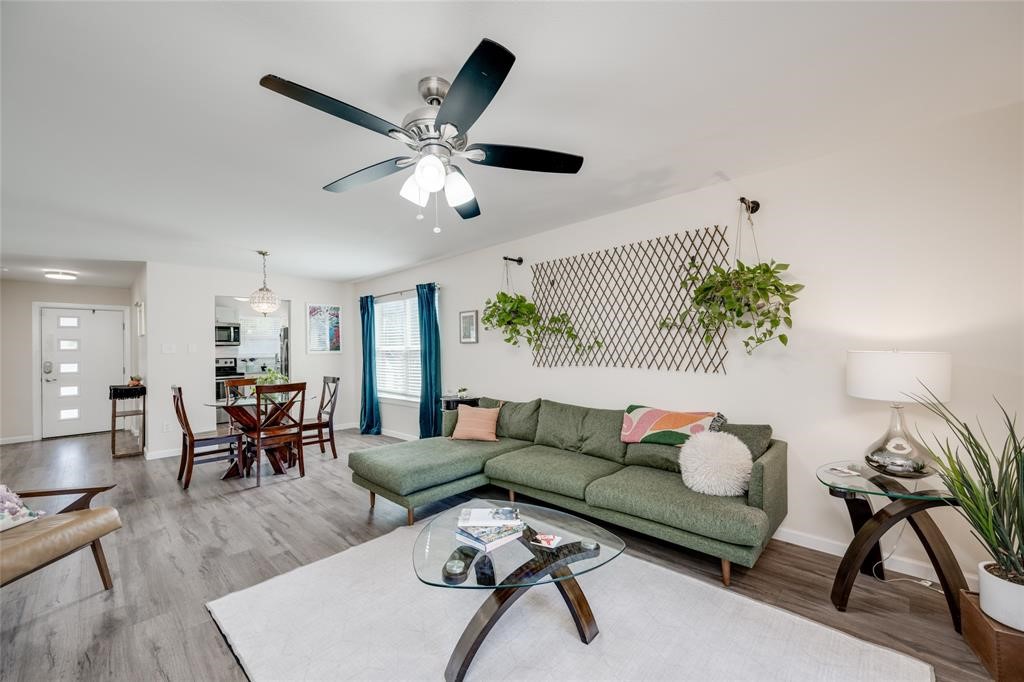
[224,377,257,401]
[316,376,340,426]
[255,382,307,434]
[171,385,194,440]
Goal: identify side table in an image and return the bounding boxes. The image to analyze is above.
[441,395,480,411]
[817,461,967,632]
[109,384,146,458]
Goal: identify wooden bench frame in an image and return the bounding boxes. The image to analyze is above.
[1,485,117,590]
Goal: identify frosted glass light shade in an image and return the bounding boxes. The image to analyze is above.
[399,174,430,207]
[444,168,475,207]
[414,154,446,192]
[846,350,952,403]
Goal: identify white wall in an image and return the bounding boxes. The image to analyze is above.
[351,103,1024,583]
[142,262,357,456]
[0,279,131,442]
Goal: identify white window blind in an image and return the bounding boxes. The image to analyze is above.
[375,295,421,401]
[238,316,283,357]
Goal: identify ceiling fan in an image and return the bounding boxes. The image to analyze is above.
[260,38,584,220]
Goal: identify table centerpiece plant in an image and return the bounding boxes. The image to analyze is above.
[256,369,287,385]
[915,388,1023,631]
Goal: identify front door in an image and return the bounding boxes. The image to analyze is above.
[41,307,125,438]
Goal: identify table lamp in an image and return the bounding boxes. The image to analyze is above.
[846,350,952,477]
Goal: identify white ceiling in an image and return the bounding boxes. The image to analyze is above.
[0,254,143,288]
[2,2,1021,282]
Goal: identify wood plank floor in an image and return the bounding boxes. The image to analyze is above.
[0,431,988,681]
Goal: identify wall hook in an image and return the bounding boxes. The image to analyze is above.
[502,256,524,266]
[739,197,760,214]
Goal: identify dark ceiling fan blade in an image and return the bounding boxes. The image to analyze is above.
[435,39,515,135]
[464,144,584,174]
[260,74,405,139]
[453,196,481,220]
[322,157,410,193]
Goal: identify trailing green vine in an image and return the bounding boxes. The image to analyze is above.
[660,259,803,354]
[482,291,601,353]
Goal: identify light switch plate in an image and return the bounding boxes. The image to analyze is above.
[161,343,176,354]
[187,343,198,353]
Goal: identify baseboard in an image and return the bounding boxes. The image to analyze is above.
[145,447,180,460]
[773,526,979,591]
[0,435,34,445]
[382,428,417,441]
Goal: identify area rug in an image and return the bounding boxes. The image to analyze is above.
[207,522,933,681]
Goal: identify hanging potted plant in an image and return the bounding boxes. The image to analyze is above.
[661,259,804,354]
[481,291,600,353]
[915,389,1023,631]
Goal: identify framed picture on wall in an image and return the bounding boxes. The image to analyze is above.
[459,310,478,344]
[306,303,342,353]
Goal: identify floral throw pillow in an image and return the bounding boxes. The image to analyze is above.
[620,405,726,447]
[0,485,44,532]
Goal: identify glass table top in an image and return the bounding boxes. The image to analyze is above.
[816,461,954,502]
[413,500,625,590]
[204,394,318,408]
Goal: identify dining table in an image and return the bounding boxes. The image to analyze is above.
[203,393,318,480]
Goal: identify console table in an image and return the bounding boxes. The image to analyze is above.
[109,384,146,458]
[817,461,967,632]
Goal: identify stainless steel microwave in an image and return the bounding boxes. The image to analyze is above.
[215,323,241,346]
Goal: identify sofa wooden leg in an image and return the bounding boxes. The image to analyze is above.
[508,490,516,503]
[91,539,113,590]
[721,558,731,587]
[407,508,415,526]
[369,491,375,509]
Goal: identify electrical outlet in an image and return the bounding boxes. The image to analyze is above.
[162,421,171,433]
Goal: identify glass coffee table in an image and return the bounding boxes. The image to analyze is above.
[817,461,967,632]
[414,500,625,682]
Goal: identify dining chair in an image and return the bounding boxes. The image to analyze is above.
[171,386,245,490]
[301,376,340,458]
[223,377,257,431]
[247,382,307,487]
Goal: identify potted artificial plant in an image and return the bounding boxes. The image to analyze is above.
[916,390,1023,631]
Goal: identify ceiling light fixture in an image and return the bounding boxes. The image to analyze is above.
[444,167,475,207]
[44,270,78,281]
[400,174,430,207]
[249,250,280,316]
[413,154,446,193]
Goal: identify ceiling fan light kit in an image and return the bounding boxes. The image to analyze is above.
[260,38,584,223]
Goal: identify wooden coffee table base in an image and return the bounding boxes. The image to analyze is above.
[445,565,598,682]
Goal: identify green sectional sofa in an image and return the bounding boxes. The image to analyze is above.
[348,398,787,584]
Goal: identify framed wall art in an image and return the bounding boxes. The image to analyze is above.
[306,303,342,353]
[459,310,478,344]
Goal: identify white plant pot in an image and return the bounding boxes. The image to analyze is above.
[978,561,1024,631]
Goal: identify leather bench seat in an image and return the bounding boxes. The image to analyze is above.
[0,507,122,585]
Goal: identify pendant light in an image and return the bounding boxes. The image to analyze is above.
[249,250,280,316]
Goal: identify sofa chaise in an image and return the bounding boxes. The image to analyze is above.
[348,398,787,585]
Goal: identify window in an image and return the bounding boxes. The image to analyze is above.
[60,386,79,397]
[375,295,421,401]
[59,362,79,373]
[58,316,79,327]
[59,339,79,351]
[59,408,79,420]
[237,316,284,357]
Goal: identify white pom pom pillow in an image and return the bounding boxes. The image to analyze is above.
[678,431,753,496]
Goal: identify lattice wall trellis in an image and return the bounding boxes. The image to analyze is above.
[530,226,729,372]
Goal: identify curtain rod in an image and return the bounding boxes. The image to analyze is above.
[367,283,440,300]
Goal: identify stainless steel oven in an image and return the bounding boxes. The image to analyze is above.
[215,323,241,346]
[215,358,242,424]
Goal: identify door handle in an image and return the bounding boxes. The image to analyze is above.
[44,378,57,383]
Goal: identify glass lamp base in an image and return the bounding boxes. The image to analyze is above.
[863,404,936,479]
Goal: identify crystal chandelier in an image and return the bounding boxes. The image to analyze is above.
[249,250,280,316]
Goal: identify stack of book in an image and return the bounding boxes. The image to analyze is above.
[456,507,525,552]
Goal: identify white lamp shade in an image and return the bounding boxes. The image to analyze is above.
[399,174,430,207]
[444,168,475,207]
[413,154,446,192]
[846,350,952,403]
